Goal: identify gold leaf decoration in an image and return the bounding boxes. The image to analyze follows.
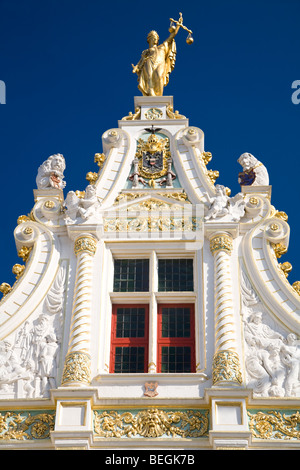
[0,412,55,440]
[94,408,209,439]
[248,410,300,440]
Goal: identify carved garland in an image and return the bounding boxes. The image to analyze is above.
[94,408,209,439]
[248,410,300,440]
[104,217,200,233]
[0,412,55,440]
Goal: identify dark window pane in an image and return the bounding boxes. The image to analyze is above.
[161,346,191,373]
[161,307,191,338]
[116,308,145,337]
[158,259,193,292]
[113,259,149,292]
[114,347,145,373]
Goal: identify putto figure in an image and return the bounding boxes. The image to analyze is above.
[237,152,269,186]
[132,13,193,96]
[36,153,66,190]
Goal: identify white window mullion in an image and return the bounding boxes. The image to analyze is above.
[102,246,114,373]
[148,250,157,373]
[195,248,204,373]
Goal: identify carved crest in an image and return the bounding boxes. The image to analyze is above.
[144,381,158,397]
[136,133,171,180]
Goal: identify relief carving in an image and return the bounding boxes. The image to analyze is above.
[64,185,101,224]
[204,185,245,222]
[0,266,66,398]
[241,271,300,397]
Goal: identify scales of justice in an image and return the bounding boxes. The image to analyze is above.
[132,12,193,97]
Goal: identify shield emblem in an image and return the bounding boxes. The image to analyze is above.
[142,150,164,175]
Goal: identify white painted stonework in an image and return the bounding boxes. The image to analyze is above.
[0,95,299,450]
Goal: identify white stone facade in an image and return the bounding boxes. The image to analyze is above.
[0,96,299,450]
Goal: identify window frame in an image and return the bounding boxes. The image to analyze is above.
[158,258,194,292]
[113,258,150,293]
[110,303,149,373]
[107,250,200,375]
[156,303,196,373]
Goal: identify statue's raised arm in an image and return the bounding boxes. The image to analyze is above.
[132,13,193,97]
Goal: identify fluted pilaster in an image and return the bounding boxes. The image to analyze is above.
[210,233,242,386]
[61,234,97,386]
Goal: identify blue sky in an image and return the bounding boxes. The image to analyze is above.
[0,0,300,289]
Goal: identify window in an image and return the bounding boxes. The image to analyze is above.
[158,259,194,291]
[113,259,149,292]
[157,304,195,373]
[110,257,196,374]
[110,305,149,373]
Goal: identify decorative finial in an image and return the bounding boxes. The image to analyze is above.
[132,13,193,97]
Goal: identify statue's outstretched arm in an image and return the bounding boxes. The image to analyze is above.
[165,13,183,43]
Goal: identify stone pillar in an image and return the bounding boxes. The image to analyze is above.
[210,233,242,386]
[61,234,97,387]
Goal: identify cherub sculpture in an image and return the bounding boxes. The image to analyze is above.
[64,185,101,223]
[78,185,101,221]
[205,185,245,222]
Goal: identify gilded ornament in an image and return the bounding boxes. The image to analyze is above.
[23,226,33,235]
[94,152,106,168]
[145,108,163,120]
[158,191,189,202]
[166,105,186,119]
[271,242,287,259]
[0,282,12,297]
[104,215,200,233]
[121,107,141,121]
[17,215,31,224]
[44,200,55,209]
[135,133,171,180]
[278,261,292,278]
[114,191,189,205]
[114,192,144,204]
[270,223,279,232]
[248,410,300,440]
[275,210,288,221]
[94,408,209,439]
[0,411,55,440]
[74,236,97,256]
[207,169,219,185]
[210,235,233,254]
[61,351,91,385]
[212,350,243,385]
[201,151,212,165]
[292,281,300,296]
[17,211,35,225]
[12,263,25,280]
[249,197,259,205]
[75,190,85,199]
[86,171,99,185]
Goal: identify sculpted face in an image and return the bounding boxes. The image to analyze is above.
[85,185,96,198]
[239,153,255,171]
[240,155,252,170]
[147,31,159,47]
[51,155,65,172]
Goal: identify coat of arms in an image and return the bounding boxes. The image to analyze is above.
[129,128,176,188]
